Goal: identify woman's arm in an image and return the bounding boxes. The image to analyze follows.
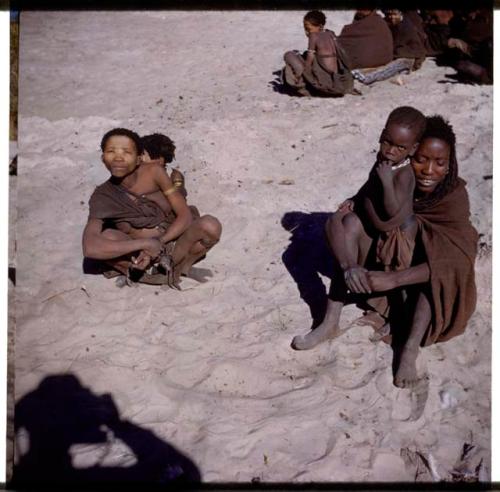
[367,262,430,292]
[82,218,161,260]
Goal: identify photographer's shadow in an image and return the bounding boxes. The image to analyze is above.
[12,374,201,487]
[281,211,335,329]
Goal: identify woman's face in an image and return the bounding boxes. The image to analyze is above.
[412,137,450,194]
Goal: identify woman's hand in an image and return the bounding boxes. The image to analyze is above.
[344,265,371,294]
[131,238,162,270]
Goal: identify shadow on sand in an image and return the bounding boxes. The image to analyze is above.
[12,374,201,488]
[281,211,335,329]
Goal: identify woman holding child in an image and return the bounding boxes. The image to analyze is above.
[292,113,478,389]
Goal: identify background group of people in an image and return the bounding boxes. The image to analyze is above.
[283,8,493,96]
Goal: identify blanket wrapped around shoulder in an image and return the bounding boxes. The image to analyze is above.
[415,178,478,345]
[88,179,171,229]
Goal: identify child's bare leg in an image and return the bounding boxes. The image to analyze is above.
[342,212,372,270]
[292,212,372,350]
[394,290,431,388]
[170,215,222,282]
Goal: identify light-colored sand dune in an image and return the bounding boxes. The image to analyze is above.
[13,11,491,483]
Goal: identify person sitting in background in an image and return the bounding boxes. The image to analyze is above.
[282,10,353,97]
[336,10,393,70]
[385,9,426,71]
[352,10,426,85]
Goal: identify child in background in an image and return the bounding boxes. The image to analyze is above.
[282,10,353,96]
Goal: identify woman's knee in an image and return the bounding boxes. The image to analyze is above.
[284,50,297,63]
[341,212,362,234]
[198,215,222,241]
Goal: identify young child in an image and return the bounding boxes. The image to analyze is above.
[140,133,187,198]
[83,128,221,287]
[283,10,346,96]
[292,106,426,350]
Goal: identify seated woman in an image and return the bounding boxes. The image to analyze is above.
[282,10,353,97]
[83,128,222,288]
[353,10,427,85]
[292,115,478,389]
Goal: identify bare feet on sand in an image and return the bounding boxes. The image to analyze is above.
[291,300,343,350]
[291,322,341,350]
[394,345,420,388]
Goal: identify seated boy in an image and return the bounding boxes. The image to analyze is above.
[82,128,222,288]
[292,106,426,350]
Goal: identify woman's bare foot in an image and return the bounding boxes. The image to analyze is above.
[394,345,420,388]
[291,300,343,350]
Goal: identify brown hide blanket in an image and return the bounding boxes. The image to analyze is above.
[337,12,393,69]
[88,179,172,229]
[366,179,478,346]
[391,16,426,62]
[414,179,478,345]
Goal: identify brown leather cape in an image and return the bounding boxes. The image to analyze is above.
[414,178,478,345]
[337,12,393,69]
[88,179,171,229]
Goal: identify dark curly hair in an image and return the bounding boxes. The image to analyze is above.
[100,128,143,154]
[304,10,326,27]
[385,106,427,142]
[141,133,176,163]
[413,115,459,212]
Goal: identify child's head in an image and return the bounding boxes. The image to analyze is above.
[100,128,143,178]
[384,9,403,26]
[379,106,426,165]
[303,10,326,35]
[141,133,176,165]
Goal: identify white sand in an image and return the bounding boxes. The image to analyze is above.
[13,11,491,482]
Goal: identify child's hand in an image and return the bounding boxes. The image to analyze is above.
[337,199,354,212]
[376,160,393,184]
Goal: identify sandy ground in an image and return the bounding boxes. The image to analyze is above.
[12,11,492,483]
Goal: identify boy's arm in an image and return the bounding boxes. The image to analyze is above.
[82,218,161,260]
[367,262,430,292]
[153,165,193,244]
[376,162,414,219]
